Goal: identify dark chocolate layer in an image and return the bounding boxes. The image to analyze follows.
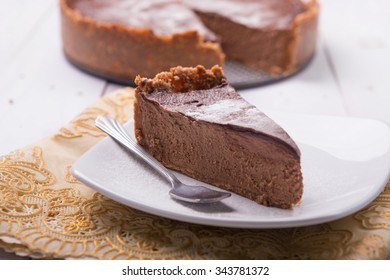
[69,0,307,40]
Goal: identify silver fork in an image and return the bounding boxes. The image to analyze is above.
[95,115,231,203]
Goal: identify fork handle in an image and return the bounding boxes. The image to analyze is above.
[95,115,178,186]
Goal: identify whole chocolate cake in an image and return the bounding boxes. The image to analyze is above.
[134,65,303,208]
[60,0,318,83]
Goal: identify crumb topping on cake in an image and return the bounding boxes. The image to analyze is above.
[135,65,225,93]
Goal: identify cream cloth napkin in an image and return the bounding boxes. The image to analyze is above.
[0,88,389,259]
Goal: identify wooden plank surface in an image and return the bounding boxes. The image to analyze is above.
[0,0,54,73]
[321,0,390,122]
[241,41,347,116]
[0,4,106,155]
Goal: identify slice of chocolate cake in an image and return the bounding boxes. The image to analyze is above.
[134,65,303,208]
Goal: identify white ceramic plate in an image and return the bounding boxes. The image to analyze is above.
[71,112,390,228]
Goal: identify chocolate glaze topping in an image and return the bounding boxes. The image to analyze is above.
[69,0,307,41]
[185,0,306,29]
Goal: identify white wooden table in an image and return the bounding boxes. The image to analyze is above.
[1,0,389,259]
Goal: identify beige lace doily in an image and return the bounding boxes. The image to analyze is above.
[1,88,390,260]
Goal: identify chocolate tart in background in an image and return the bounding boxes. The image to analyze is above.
[134,65,303,208]
[60,0,319,88]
